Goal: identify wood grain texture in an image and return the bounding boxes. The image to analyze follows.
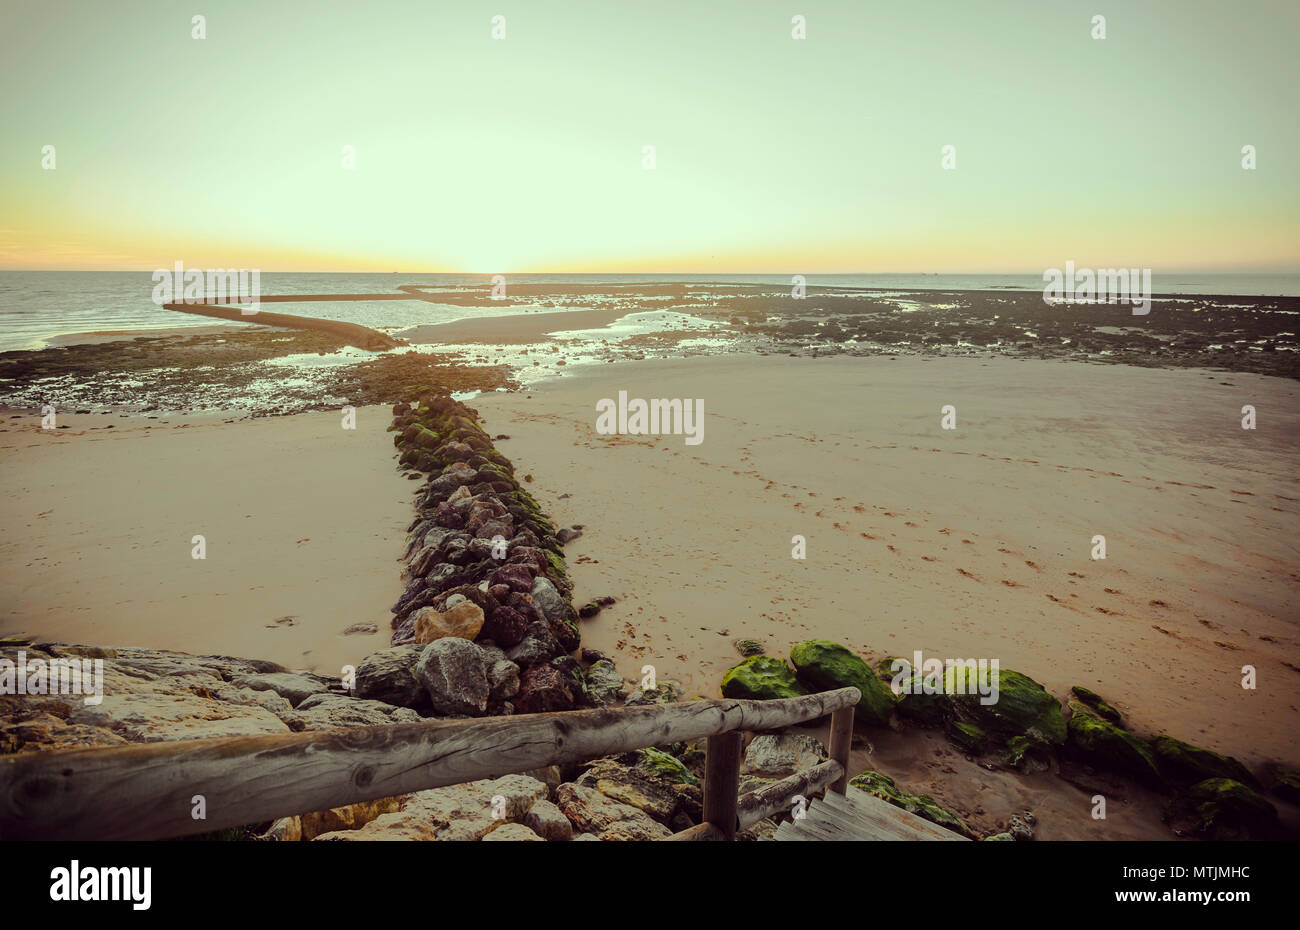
[735,760,843,830]
[0,687,860,840]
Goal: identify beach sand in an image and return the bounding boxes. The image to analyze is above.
[0,406,409,675]
[472,355,1300,773]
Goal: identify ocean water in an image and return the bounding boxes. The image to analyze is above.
[1,271,1297,353]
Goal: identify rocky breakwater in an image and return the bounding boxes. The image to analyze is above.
[358,394,585,717]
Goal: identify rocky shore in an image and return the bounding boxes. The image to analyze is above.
[720,639,1299,841]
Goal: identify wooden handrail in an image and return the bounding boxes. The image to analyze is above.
[0,687,860,841]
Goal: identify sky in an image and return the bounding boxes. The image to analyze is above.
[1,0,1298,273]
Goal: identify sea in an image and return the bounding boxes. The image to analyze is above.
[1,271,1297,354]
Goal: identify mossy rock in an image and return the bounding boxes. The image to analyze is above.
[875,657,909,682]
[950,668,1065,747]
[1187,778,1277,834]
[1150,735,1259,790]
[734,639,765,658]
[848,771,976,839]
[1003,734,1053,772]
[947,720,987,753]
[1066,704,1163,788]
[636,748,700,787]
[789,639,896,727]
[894,674,954,726]
[1270,764,1300,805]
[720,656,808,701]
[1069,685,1122,724]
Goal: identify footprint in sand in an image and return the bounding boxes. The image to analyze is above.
[956,568,979,580]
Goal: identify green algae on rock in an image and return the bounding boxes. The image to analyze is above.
[848,771,977,839]
[949,668,1065,748]
[1069,685,1122,724]
[788,639,895,726]
[1186,778,1278,835]
[1065,702,1163,788]
[1150,735,1260,790]
[721,656,807,701]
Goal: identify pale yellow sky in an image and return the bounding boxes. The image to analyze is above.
[2,0,1297,272]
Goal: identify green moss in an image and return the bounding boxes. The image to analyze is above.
[788,639,896,726]
[950,668,1065,747]
[720,655,808,701]
[947,720,987,753]
[1270,764,1300,805]
[1066,706,1164,788]
[848,771,976,839]
[1150,735,1259,789]
[636,748,701,787]
[1069,685,1122,723]
[1187,778,1277,832]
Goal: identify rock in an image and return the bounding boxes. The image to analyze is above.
[488,660,520,701]
[298,796,404,840]
[576,759,702,826]
[258,816,303,841]
[789,639,896,726]
[636,747,701,786]
[280,693,424,731]
[555,783,672,840]
[983,832,1014,842]
[1270,764,1300,804]
[583,659,626,706]
[68,691,291,742]
[316,774,545,841]
[230,672,331,708]
[949,668,1066,748]
[1007,811,1035,841]
[342,622,378,636]
[483,606,529,649]
[578,601,603,619]
[505,621,561,668]
[1070,685,1122,724]
[490,563,535,593]
[515,664,575,713]
[734,639,765,657]
[742,734,828,778]
[720,655,807,701]
[0,712,127,753]
[1185,778,1278,836]
[412,601,486,645]
[1150,734,1259,789]
[1065,702,1163,787]
[625,679,684,706]
[847,771,976,839]
[414,638,490,716]
[523,799,573,841]
[946,720,987,753]
[353,645,426,709]
[483,822,546,841]
[557,526,582,544]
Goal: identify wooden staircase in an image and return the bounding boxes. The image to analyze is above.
[775,785,971,841]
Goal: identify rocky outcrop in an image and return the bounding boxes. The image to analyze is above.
[385,395,584,714]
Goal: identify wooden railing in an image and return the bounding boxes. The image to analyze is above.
[0,687,860,841]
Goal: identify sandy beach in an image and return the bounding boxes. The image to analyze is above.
[472,355,1300,770]
[0,406,409,674]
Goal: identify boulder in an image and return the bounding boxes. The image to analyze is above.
[488,660,521,701]
[505,621,561,668]
[583,659,626,706]
[1065,703,1163,788]
[414,638,489,716]
[515,664,576,714]
[555,783,672,840]
[576,758,702,827]
[280,693,424,731]
[483,822,545,841]
[523,799,573,841]
[412,601,486,645]
[1149,734,1259,789]
[742,733,828,778]
[483,606,529,649]
[625,679,684,706]
[949,668,1065,748]
[720,656,807,701]
[789,639,896,726]
[1186,778,1278,836]
[230,672,331,708]
[636,747,700,787]
[1069,685,1122,724]
[353,645,426,708]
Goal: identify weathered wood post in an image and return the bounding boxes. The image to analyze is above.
[827,704,854,794]
[702,730,744,839]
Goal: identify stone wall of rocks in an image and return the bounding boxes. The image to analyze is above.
[360,394,587,716]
